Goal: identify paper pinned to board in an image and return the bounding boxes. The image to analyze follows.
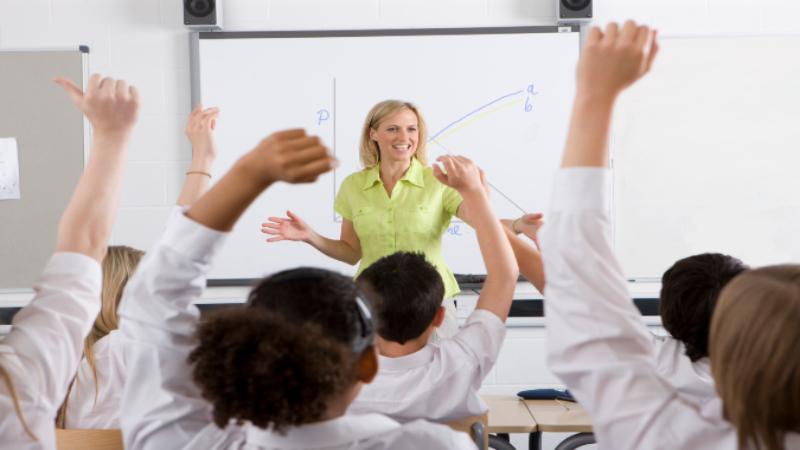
[0,138,21,200]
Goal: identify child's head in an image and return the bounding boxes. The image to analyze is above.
[57,245,144,428]
[96,245,145,340]
[356,252,444,344]
[189,267,376,432]
[659,253,748,361]
[710,265,800,450]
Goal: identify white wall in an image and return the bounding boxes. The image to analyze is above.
[0,0,786,448]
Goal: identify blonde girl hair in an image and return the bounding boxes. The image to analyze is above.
[1,366,35,439]
[56,245,144,428]
[358,100,429,168]
[710,265,800,450]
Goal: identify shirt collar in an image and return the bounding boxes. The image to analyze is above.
[361,158,426,191]
[245,413,399,448]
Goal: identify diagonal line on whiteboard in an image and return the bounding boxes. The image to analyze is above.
[430,139,527,215]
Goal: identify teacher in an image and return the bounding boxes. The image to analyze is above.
[262,100,481,338]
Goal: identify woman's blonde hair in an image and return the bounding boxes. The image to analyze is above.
[1,365,35,439]
[56,245,144,428]
[710,265,800,450]
[358,100,428,168]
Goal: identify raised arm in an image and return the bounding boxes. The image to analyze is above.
[502,226,545,293]
[177,105,219,206]
[541,22,678,450]
[2,74,138,442]
[120,129,336,449]
[54,74,139,261]
[434,156,518,321]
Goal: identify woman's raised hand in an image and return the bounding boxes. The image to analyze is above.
[261,210,313,243]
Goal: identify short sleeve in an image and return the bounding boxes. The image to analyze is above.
[442,185,463,216]
[334,176,355,221]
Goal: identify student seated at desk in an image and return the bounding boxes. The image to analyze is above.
[655,253,748,404]
[349,156,518,423]
[57,105,221,429]
[499,216,747,405]
[542,21,800,450]
[0,74,138,448]
[118,130,475,450]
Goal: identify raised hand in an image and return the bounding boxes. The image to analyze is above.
[261,210,313,243]
[54,73,139,137]
[577,21,658,100]
[240,129,337,187]
[432,155,484,195]
[185,105,220,170]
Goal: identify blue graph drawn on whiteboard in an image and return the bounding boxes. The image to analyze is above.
[428,84,537,142]
[429,84,539,218]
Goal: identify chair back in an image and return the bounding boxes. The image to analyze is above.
[56,429,123,450]
[446,413,489,450]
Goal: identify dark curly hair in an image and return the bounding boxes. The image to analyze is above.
[660,253,748,362]
[357,252,443,344]
[189,267,370,432]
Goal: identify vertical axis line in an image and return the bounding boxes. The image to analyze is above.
[332,77,337,222]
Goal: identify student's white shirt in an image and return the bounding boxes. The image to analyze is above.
[349,309,505,422]
[64,329,125,428]
[652,334,715,405]
[0,253,101,450]
[118,211,475,450]
[540,168,800,450]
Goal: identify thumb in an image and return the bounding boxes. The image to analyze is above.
[53,77,84,107]
[432,164,448,184]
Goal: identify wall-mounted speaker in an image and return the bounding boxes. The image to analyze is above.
[184,0,223,29]
[558,0,592,22]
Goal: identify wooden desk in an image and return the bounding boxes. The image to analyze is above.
[481,395,538,433]
[523,399,592,433]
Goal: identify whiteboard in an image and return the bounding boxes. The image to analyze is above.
[612,35,800,279]
[193,27,580,282]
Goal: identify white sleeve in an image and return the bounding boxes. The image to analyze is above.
[1,253,101,414]
[540,168,687,450]
[118,212,230,450]
[450,309,506,385]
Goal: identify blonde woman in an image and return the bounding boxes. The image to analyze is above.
[543,21,800,450]
[0,74,138,447]
[57,104,220,429]
[262,101,486,339]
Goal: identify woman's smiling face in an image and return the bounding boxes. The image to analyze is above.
[369,108,419,164]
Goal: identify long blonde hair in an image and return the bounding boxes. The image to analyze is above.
[56,245,143,428]
[358,100,429,168]
[1,365,36,439]
[710,265,800,450]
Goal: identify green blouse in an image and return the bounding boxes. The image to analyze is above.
[334,158,463,299]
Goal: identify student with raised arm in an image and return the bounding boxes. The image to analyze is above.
[57,105,221,429]
[349,155,518,423]
[0,74,138,448]
[542,21,800,449]
[118,131,475,449]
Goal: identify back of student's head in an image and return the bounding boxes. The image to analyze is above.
[659,253,748,362]
[188,267,374,432]
[57,244,144,428]
[356,252,444,344]
[710,265,800,450]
